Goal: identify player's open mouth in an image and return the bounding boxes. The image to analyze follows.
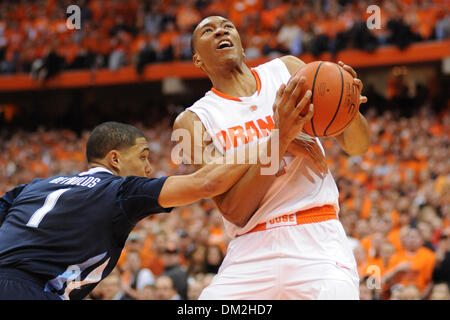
[217,40,234,50]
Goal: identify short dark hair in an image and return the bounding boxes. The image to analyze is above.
[86,122,145,162]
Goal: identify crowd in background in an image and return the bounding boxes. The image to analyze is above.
[0,63,449,300]
[0,0,449,78]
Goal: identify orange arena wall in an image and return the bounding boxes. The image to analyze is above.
[0,41,448,92]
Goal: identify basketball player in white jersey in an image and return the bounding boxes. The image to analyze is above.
[173,16,370,299]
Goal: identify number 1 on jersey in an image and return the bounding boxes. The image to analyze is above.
[26,188,71,228]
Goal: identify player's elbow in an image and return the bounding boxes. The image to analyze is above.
[342,134,370,156]
[358,144,370,156]
[353,138,370,156]
[346,144,369,157]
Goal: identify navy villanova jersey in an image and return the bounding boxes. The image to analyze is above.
[0,167,172,300]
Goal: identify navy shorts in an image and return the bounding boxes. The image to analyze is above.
[0,267,61,300]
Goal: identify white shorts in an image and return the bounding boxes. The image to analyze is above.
[199,219,360,300]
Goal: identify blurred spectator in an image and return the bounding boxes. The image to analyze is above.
[0,0,448,76]
[354,244,370,278]
[389,285,404,300]
[207,209,228,252]
[277,12,302,55]
[386,17,421,49]
[242,23,266,59]
[117,231,144,270]
[172,25,193,61]
[68,47,95,70]
[359,277,376,300]
[382,227,436,296]
[379,241,396,276]
[141,230,169,276]
[139,284,156,300]
[108,35,127,71]
[347,20,379,52]
[187,278,204,300]
[162,244,188,300]
[157,21,177,62]
[432,227,450,287]
[435,13,450,40]
[135,33,158,74]
[177,229,192,263]
[100,268,127,300]
[121,250,156,300]
[143,3,164,35]
[429,282,450,300]
[417,221,435,251]
[154,275,181,300]
[187,244,208,280]
[175,0,201,32]
[30,41,65,81]
[205,244,224,275]
[401,284,422,300]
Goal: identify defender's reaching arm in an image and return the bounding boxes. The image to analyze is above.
[173,75,314,226]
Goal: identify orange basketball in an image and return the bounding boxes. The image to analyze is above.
[294,61,360,138]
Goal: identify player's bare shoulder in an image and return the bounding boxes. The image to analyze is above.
[173,109,211,166]
[279,55,306,76]
[173,110,200,132]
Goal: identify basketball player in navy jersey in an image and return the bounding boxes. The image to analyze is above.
[0,75,313,300]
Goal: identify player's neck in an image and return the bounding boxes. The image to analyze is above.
[210,63,257,98]
[87,161,119,176]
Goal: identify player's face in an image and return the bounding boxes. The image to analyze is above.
[192,16,244,70]
[119,137,153,178]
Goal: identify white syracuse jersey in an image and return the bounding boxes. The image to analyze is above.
[187,58,340,237]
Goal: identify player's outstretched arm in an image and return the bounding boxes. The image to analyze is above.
[171,75,313,227]
[161,117,302,208]
[161,112,277,209]
[158,160,253,208]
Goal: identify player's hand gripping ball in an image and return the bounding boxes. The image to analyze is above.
[293,61,362,138]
